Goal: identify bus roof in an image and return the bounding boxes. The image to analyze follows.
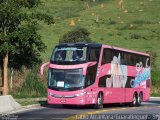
[55,43,150,56]
[57,43,102,47]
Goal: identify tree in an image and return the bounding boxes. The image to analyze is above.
[0,0,54,95]
[59,26,92,43]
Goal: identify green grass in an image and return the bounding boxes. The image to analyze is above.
[16,99,47,106]
[35,0,160,96]
[11,67,47,98]
[10,0,160,98]
[17,101,39,106]
[37,0,160,66]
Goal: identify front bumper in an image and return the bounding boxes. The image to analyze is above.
[48,93,96,105]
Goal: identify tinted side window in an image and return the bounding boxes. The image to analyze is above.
[129,54,136,66]
[102,49,112,65]
[101,49,150,67]
[127,54,150,66]
[98,76,106,87]
[142,56,146,66]
[122,52,128,65]
[85,65,97,87]
[99,75,111,87]
[146,57,150,67]
[89,47,101,61]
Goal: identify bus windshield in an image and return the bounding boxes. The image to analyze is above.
[51,46,87,63]
[48,68,85,91]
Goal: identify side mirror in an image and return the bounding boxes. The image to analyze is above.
[40,62,49,75]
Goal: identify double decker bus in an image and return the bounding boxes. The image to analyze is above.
[40,43,151,109]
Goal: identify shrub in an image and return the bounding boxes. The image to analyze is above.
[132,20,152,24]
[108,19,117,25]
[130,33,141,39]
[151,68,160,86]
[14,66,47,98]
[59,26,92,43]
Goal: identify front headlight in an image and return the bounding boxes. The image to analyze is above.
[48,92,54,96]
[75,91,87,97]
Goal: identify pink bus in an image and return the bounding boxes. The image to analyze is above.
[41,43,151,109]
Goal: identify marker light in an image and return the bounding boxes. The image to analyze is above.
[48,92,53,96]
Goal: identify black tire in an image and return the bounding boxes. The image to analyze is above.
[137,93,143,106]
[94,93,103,109]
[130,93,138,107]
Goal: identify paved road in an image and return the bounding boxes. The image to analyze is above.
[1,97,160,120]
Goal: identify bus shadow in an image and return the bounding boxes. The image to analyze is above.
[38,100,70,109]
[38,101,129,109]
[147,100,160,104]
[39,100,160,109]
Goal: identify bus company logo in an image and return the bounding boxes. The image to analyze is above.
[130,62,150,88]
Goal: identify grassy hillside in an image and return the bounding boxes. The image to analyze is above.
[7,0,160,98]
[38,0,160,66]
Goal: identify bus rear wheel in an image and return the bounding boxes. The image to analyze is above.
[130,93,137,107]
[94,93,103,109]
[137,93,143,106]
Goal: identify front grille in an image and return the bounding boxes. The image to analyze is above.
[51,94,76,98]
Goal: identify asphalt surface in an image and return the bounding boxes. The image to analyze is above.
[1,97,160,120]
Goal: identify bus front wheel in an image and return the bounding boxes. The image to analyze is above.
[94,93,103,109]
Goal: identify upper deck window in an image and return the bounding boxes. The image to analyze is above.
[89,47,101,62]
[51,46,87,63]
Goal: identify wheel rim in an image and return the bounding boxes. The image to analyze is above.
[138,94,142,105]
[97,94,103,108]
[133,95,136,105]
